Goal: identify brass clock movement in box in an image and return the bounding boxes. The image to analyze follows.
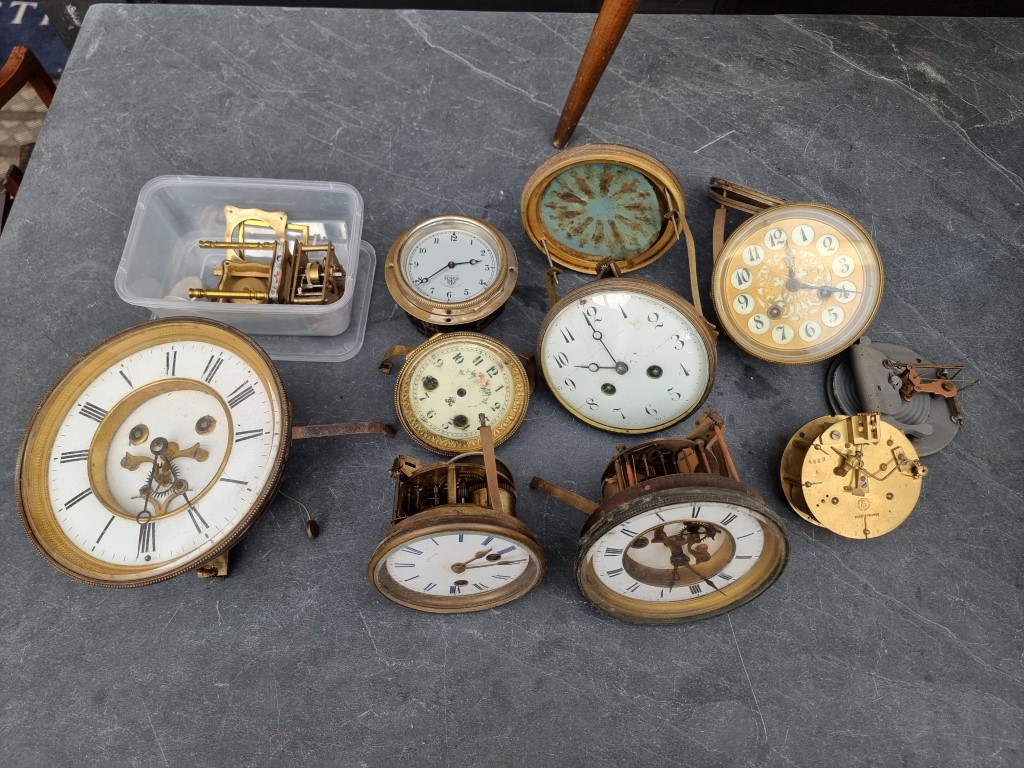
[379,331,531,455]
[385,215,518,334]
[16,317,391,586]
[532,410,789,624]
[369,415,545,613]
[708,178,884,364]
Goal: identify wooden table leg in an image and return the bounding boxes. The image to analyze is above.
[552,0,640,149]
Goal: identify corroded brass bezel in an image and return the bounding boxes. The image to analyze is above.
[393,332,530,455]
[711,201,884,365]
[536,278,717,434]
[16,317,291,587]
[384,215,518,329]
[521,143,687,274]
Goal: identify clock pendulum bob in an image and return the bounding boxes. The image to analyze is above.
[826,337,976,456]
[780,412,928,539]
[368,416,545,613]
[530,410,789,624]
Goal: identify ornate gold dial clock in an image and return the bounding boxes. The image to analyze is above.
[780,412,927,538]
[17,317,391,586]
[709,178,884,364]
[532,410,789,624]
[521,144,689,274]
[380,332,531,455]
[369,416,545,613]
[385,215,518,333]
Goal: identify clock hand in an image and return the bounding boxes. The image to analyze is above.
[462,559,527,569]
[416,259,482,284]
[575,363,618,371]
[451,548,493,573]
[582,312,623,369]
[784,246,797,280]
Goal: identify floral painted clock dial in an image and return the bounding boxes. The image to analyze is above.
[710,179,883,364]
[380,332,530,455]
[16,318,291,586]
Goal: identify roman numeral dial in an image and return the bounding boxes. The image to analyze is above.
[19,319,290,586]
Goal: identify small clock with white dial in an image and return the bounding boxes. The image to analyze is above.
[385,215,518,333]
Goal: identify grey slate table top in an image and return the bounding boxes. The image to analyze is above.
[1,7,1021,767]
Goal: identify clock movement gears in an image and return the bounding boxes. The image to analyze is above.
[521,144,690,274]
[379,332,531,455]
[826,337,974,456]
[189,205,345,305]
[531,410,789,624]
[780,412,927,539]
[368,416,545,613]
[709,178,883,364]
[385,215,518,334]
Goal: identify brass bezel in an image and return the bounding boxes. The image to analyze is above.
[384,215,518,328]
[521,144,687,274]
[711,202,884,365]
[16,317,292,588]
[575,474,789,624]
[393,332,530,455]
[536,278,717,434]
[368,507,546,614]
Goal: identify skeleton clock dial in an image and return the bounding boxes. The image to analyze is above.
[17,318,290,586]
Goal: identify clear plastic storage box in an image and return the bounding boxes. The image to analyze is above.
[116,175,364,337]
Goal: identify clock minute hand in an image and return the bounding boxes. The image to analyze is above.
[582,312,619,366]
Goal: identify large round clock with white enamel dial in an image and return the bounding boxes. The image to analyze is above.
[537,278,716,433]
[16,318,290,586]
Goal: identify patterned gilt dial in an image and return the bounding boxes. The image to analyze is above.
[713,203,883,364]
[396,333,529,454]
[17,320,289,586]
